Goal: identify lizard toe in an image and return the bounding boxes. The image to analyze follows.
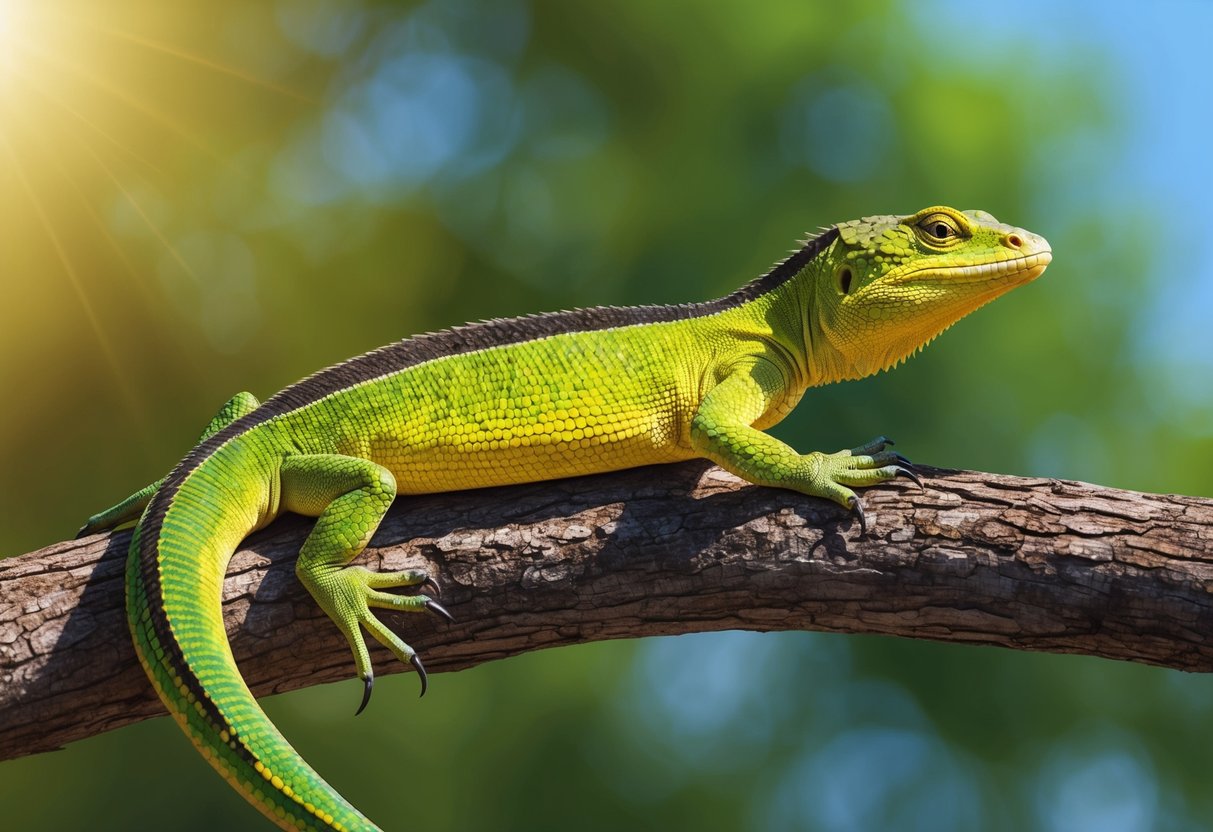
[410,654,428,698]
[356,673,374,716]
[847,496,868,537]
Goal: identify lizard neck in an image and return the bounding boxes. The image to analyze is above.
[704,232,850,392]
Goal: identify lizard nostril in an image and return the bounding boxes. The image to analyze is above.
[1003,233,1024,250]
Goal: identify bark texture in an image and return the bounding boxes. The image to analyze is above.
[3,462,1212,762]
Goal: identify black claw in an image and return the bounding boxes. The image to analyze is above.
[893,452,914,468]
[894,466,925,491]
[355,674,374,716]
[74,524,91,540]
[848,497,868,537]
[421,577,442,597]
[883,437,895,447]
[425,599,455,623]
[410,653,428,698]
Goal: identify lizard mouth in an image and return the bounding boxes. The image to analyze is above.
[896,250,1053,285]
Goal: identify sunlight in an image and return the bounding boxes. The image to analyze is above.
[0,0,24,86]
[0,0,300,428]
[80,19,313,103]
[0,0,13,40]
[22,40,227,163]
[0,3,53,104]
[0,126,138,415]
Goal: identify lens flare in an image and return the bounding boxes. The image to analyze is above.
[0,0,314,429]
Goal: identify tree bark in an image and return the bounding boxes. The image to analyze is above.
[3,462,1212,762]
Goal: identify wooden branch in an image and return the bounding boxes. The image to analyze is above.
[3,462,1212,762]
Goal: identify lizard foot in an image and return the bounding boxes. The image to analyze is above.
[805,437,923,536]
[300,565,452,714]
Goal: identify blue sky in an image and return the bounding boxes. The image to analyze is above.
[915,0,1213,410]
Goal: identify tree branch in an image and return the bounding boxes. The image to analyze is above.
[3,462,1212,762]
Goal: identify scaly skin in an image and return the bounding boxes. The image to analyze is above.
[79,206,1050,830]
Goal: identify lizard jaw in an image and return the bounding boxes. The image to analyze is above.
[892,249,1053,287]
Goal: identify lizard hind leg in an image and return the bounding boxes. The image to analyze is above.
[280,453,446,712]
[76,391,262,537]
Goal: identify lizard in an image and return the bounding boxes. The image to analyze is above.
[76,205,1050,831]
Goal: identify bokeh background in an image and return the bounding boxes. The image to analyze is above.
[3,0,1212,829]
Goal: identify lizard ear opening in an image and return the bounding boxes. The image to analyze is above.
[836,265,853,295]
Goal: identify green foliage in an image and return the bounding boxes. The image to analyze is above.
[3,1,1210,829]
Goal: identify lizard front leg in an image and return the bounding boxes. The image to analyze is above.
[279,453,451,714]
[689,359,919,534]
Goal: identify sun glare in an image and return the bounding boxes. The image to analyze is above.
[0,0,41,95]
[0,1,17,78]
[0,0,315,425]
[0,0,29,43]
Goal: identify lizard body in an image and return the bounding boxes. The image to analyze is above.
[79,206,1050,830]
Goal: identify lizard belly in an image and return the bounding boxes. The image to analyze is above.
[388,410,696,494]
[380,380,695,494]
[360,333,699,493]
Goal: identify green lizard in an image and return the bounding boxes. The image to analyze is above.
[77,205,1049,831]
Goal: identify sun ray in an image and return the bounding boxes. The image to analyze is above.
[9,61,163,175]
[74,136,203,285]
[54,15,315,105]
[39,119,156,295]
[0,120,149,430]
[46,123,211,385]
[18,38,230,167]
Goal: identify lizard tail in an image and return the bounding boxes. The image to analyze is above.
[127,442,379,832]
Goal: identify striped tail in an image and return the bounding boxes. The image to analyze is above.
[126,440,380,832]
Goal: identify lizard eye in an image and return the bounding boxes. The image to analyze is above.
[916,213,962,244]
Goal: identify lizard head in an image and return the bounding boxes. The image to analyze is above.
[808,205,1051,381]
